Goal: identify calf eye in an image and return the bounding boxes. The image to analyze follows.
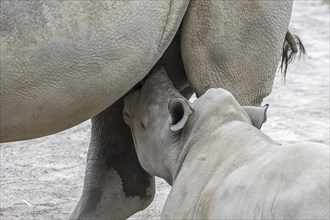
[141,114,149,130]
[141,122,146,130]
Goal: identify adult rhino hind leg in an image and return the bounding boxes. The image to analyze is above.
[71,96,155,220]
[181,0,295,106]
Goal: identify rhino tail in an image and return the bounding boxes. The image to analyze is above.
[280,30,306,78]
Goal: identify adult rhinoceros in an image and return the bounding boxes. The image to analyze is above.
[0,0,302,219]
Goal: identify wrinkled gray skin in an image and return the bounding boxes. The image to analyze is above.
[1,0,295,219]
[124,69,330,219]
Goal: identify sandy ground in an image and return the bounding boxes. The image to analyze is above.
[1,1,329,219]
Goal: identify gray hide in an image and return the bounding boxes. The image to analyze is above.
[0,0,295,142]
[182,0,293,105]
[1,0,297,219]
[0,0,189,142]
[124,68,330,220]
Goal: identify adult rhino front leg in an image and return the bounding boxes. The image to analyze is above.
[71,29,194,219]
[182,0,294,106]
[71,96,154,219]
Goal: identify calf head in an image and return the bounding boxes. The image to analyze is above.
[123,66,268,184]
[123,66,193,184]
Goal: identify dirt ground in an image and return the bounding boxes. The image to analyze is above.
[1,1,329,219]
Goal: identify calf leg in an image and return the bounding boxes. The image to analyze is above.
[71,96,155,219]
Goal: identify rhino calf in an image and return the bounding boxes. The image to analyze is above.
[123,67,329,219]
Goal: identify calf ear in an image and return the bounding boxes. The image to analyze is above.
[243,104,269,129]
[168,98,194,132]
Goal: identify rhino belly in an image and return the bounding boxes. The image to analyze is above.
[0,0,189,142]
